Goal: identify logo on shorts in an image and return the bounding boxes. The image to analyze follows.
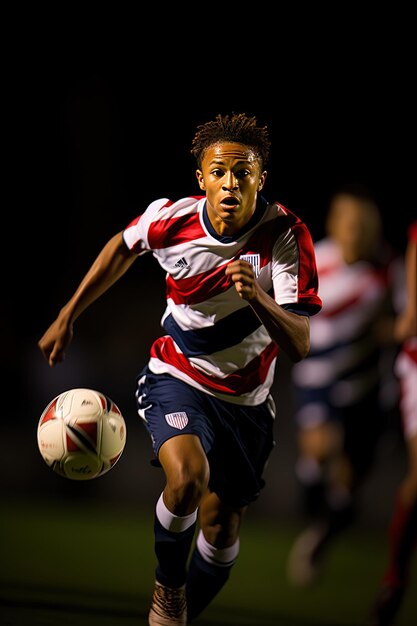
[239,253,261,278]
[165,412,189,430]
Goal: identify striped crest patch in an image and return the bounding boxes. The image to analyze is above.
[239,253,260,278]
[165,412,189,430]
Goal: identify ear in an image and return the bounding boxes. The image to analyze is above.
[196,169,205,190]
[258,170,267,192]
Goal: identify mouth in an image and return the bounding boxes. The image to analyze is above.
[220,195,240,211]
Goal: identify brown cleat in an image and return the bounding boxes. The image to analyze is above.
[148,581,187,626]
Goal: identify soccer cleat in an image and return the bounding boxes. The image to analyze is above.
[368,585,405,626]
[286,525,327,586]
[148,581,187,626]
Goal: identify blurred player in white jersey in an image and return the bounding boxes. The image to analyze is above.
[287,184,401,588]
[38,112,322,625]
[370,220,417,626]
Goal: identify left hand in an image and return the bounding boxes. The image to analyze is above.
[225,259,258,301]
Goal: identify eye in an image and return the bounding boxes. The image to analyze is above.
[211,168,224,178]
[235,169,250,179]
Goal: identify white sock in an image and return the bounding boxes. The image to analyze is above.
[156,493,197,533]
[196,529,240,568]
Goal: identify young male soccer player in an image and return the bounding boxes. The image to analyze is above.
[287,185,399,587]
[38,112,322,625]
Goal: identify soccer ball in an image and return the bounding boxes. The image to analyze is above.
[37,388,127,480]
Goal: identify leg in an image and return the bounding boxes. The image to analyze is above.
[369,344,417,625]
[288,420,355,585]
[370,434,417,626]
[295,420,345,520]
[149,434,209,626]
[186,491,246,623]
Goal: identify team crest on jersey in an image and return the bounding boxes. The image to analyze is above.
[165,412,189,430]
[239,253,261,278]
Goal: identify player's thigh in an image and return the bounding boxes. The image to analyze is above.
[159,433,210,490]
[198,490,247,547]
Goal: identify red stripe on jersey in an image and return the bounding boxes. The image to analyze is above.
[150,337,278,395]
[321,270,387,318]
[244,205,321,314]
[292,221,322,314]
[239,220,284,267]
[166,263,233,305]
[148,212,205,249]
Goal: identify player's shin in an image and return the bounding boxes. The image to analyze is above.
[154,493,198,587]
[186,530,240,622]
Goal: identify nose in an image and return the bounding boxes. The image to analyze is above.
[222,171,238,191]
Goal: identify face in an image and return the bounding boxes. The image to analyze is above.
[327,194,381,263]
[196,142,267,236]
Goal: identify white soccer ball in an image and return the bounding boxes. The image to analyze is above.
[37,388,127,480]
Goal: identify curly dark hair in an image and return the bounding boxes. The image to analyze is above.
[191,112,271,170]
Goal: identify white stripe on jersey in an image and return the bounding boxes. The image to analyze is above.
[162,287,249,330]
[189,326,273,377]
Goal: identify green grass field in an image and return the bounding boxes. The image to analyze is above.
[1,498,416,626]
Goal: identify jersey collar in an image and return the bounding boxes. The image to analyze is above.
[202,195,268,243]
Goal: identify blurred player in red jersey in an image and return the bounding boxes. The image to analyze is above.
[286,184,401,587]
[38,113,322,626]
[369,220,417,626]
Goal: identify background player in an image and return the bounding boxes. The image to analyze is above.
[286,183,401,587]
[38,112,322,626]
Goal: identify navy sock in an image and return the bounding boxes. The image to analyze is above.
[186,547,232,622]
[154,515,197,588]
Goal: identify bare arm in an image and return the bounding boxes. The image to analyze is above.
[38,231,138,367]
[225,260,310,362]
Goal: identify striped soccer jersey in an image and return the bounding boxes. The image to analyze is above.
[123,195,322,406]
[292,235,394,408]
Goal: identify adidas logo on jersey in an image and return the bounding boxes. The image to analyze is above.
[174,257,189,269]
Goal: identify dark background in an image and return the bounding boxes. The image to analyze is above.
[2,22,416,624]
[5,27,416,523]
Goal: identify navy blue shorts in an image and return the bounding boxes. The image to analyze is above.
[135,366,276,507]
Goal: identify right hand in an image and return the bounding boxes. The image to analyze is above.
[38,316,74,367]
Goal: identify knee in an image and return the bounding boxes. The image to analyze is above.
[166,457,210,512]
[297,422,343,462]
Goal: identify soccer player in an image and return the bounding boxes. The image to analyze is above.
[38,112,322,626]
[370,220,417,626]
[286,184,400,587]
